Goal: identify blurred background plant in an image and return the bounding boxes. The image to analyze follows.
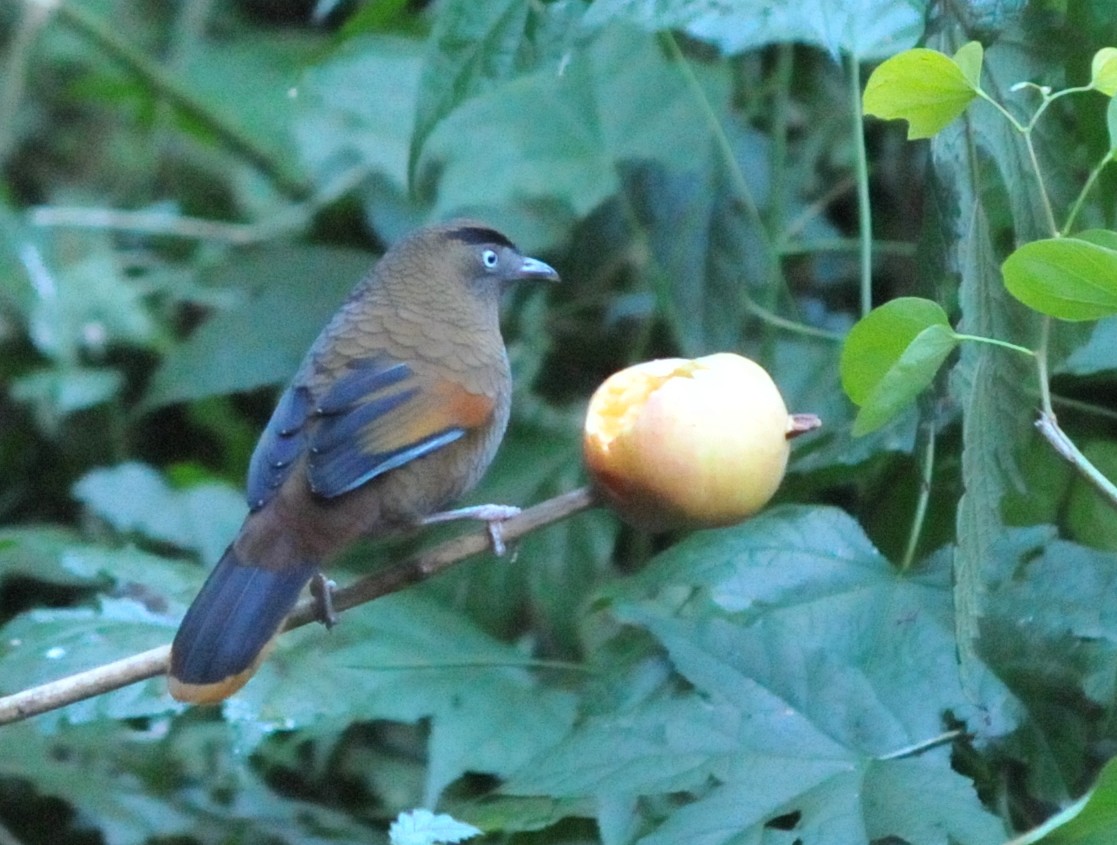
[1,1,1116,843]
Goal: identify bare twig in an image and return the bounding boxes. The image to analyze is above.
[29,161,373,245]
[0,486,599,726]
[1035,411,1117,510]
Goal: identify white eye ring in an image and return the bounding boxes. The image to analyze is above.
[481,248,499,269]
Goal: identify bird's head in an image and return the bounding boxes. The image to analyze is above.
[375,219,559,318]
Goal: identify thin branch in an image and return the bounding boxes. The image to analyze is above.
[29,161,374,244]
[847,53,873,317]
[0,486,599,726]
[877,729,964,761]
[1035,412,1117,510]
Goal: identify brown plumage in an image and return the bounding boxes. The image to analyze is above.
[168,220,559,703]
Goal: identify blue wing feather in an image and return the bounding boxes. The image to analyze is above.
[309,387,418,454]
[245,355,469,504]
[316,358,411,415]
[246,386,312,510]
[307,428,463,497]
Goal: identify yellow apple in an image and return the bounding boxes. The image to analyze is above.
[583,353,817,531]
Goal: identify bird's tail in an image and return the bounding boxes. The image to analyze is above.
[168,544,317,704]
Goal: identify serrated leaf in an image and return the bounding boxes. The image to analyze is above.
[216,592,577,804]
[863,48,977,139]
[1091,47,1117,97]
[840,297,958,435]
[390,809,481,845]
[1003,236,1117,321]
[508,507,1009,845]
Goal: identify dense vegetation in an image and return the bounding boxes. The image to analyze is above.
[2,1,1117,843]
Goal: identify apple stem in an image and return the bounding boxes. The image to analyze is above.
[786,413,822,439]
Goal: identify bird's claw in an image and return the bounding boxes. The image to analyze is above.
[310,573,339,629]
[419,503,521,557]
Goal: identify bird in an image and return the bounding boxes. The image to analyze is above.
[168,220,560,704]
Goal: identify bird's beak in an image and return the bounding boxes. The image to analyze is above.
[516,256,561,283]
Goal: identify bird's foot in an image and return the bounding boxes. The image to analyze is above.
[419,504,522,557]
[310,572,339,629]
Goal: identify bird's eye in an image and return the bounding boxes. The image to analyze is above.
[481,248,499,269]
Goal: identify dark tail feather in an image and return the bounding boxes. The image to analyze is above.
[169,544,317,704]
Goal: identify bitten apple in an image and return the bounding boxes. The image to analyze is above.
[583,353,818,531]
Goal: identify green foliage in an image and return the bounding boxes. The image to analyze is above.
[1092,48,1117,98]
[1003,234,1117,321]
[863,44,980,139]
[509,507,1009,845]
[840,297,959,435]
[1,2,1117,845]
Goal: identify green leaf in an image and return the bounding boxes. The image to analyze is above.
[0,526,89,586]
[176,33,314,193]
[0,600,179,726]
[294,34,423,188]
[981,530,1117,805]
[583,0,927,60]
[72,462,245,565]
[1061,317,1117,375]
[425,25,729,237]
[840,297,958,435]
[1003,236,1117,321]
[144,246,373,408]
[863,48,978,139]
[215,591,578,803]
[0,719,376,842]
[408,0,533,187]
[775,335,918,474]
[1009,756,1117,844]
[1091,47,1117,97]
[10,366,123,420]
[1076,228,1117,251]
[1067,442,1117,551]
[621,141,763,355]
[1108,96,1117,151]
[954,40,984,88]
[28,243,158,362]
[508,507,1010,844]
[853,323,957,435]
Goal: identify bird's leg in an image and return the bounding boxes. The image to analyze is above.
[309,572,339,629]
[418,504,522,556]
